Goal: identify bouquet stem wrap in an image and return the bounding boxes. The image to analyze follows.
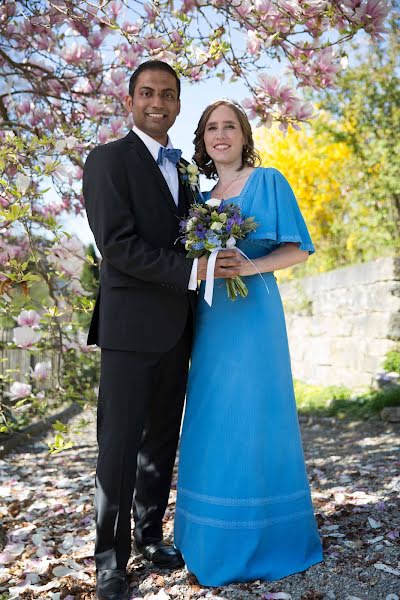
[204,247,270,307]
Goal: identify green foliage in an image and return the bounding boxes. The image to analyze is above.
[61,349,99,405]
[47,431,73,454]
[295,379,400,419]
[383,349,400,373]
[294,380,351,414]
[317,15,400,263]
[81,243,100,294]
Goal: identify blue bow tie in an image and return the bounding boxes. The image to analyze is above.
[157,147,182,166]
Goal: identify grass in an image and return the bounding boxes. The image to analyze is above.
[294,380,400,420]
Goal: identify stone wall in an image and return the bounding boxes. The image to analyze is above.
[279,256,400,389]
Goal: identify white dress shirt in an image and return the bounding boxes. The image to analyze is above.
[132,127,198,290]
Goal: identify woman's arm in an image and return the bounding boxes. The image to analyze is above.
[238,242,309,276]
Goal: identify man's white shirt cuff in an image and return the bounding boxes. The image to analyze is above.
[188,258,198,290]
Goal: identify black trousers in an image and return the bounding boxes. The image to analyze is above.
[94,320,191,571]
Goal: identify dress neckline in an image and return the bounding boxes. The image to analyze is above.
[211,167,261,202]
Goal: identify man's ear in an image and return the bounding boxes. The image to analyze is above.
[125,94,133,112]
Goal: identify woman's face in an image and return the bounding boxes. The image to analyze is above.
[203,104,246,166]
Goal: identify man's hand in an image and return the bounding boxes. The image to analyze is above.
[197,251,241,280]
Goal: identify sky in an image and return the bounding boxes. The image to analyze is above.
[61,75,250,246]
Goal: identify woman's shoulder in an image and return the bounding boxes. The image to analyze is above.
[256,166,287,181]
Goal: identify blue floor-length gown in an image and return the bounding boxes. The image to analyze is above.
[174,168,323,586]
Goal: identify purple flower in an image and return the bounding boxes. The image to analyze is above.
[233,213,244,225]
[225,218,234,232]
[195,225,207,239]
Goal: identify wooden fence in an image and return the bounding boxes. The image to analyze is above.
[0,328,60,402]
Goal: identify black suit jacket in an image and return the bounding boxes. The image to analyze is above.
[83,130,197,352]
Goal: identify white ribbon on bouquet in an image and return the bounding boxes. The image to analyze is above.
[204,237,270,307]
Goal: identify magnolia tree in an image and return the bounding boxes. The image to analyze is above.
[0,0,391,439]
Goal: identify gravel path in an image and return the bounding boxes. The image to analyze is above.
[0,410,399,600]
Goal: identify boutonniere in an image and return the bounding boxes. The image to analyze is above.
[178,162,201,197]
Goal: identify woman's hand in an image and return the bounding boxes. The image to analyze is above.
[197,251,241,280]
[238,243,309,277]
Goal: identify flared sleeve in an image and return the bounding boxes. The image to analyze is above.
[240,168,315,254]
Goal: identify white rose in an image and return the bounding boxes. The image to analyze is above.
[186,164,199,175]
[210,221,223,231]
[205,198,221,208]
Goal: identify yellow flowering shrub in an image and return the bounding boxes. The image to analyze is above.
[254,121,351,243]
[254,119,354,277]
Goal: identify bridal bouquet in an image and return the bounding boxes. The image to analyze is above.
[179,197,258,301]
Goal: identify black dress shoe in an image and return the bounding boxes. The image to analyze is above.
[135,540,184,569]
[95,569,130,600]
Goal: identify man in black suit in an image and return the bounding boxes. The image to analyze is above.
[83,60,240,600]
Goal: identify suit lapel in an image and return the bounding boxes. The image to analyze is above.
[126,130,178,214]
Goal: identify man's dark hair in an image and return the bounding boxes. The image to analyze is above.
[129,60,181,98]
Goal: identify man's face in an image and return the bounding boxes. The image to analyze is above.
[125,69,180,145]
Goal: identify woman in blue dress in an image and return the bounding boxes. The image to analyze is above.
[174,99,323,586]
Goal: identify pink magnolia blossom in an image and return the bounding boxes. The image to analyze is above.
[88,30,106,48]
[144,2,157,22]
[16,101,31,115]
[0,1,16,20]
[61,43,93,65]
[47,235,85,280]
[145,37,165,51]
[121,20,142,35]
[33,201,63,219]
[35,30,57,52]
[8,381,32,401]
[341,0,390,39]
[73,77,94,94]
[234,0,253,18]
[280,0,328,19]
[154,50,178,65]
[47,78,65,96]
[42,157,69,180]
[33,361,51,382]
[87,99,103,118]
[17,310,41,328]
[355,0,390,39]
[69,279,88,296]
[247,30,261,55]
[242,97,261,120]
[29,109,43,127]
[170,30,183,44]
[13,326,41,349]
[98,125,111,144]
[110,118,125,136]
[68,19,90,38]
[290,46,340,88]
[110,69,126,86]
[108,1,123,20]
[182,0,197,12]
[117,43,142,69]
[64,330,95,353]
